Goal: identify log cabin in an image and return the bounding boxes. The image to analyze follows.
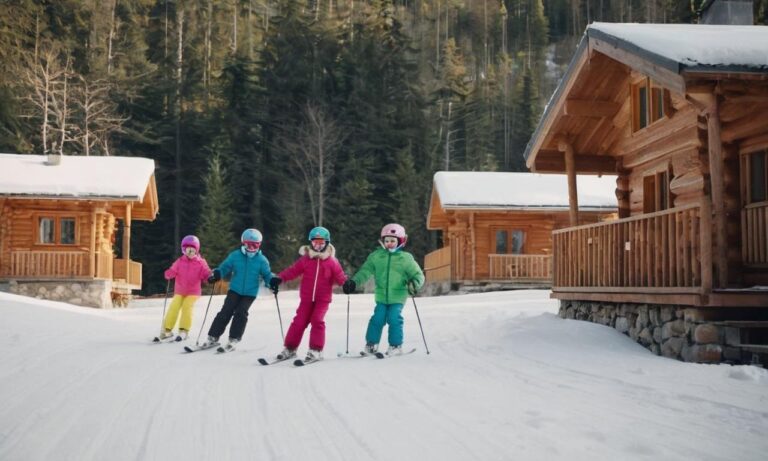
[524,22,768,364]
[0,154,158,308]
[424,171,617,294]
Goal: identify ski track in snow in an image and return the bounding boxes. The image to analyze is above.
[0,290,767,461]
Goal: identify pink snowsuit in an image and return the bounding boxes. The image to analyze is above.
[279,244,347,351]
[164,255,212,296]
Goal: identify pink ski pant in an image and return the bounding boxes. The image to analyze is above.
[284,299,330,351]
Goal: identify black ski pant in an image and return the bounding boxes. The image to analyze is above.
[208,290,256,341]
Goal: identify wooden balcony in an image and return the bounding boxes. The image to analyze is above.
[2,250,141,289]
[742,201,768,267]
[552,202,712,300]
[424,246,552,285]
[489,254,552,282]
[113,258,142,288]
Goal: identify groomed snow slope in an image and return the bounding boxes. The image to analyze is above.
[0,290,766,461]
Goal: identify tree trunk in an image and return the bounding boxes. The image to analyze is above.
[174,5,184,246]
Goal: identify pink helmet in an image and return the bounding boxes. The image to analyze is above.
[380,223,407,248]
[181,235,200,253]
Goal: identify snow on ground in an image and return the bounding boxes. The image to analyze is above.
[0,289,766,461]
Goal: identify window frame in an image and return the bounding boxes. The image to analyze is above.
[492,227,526,255]
[642,166,672,213]
[741,149,768,206]
[35,215,79,246]
[631,77,669,133]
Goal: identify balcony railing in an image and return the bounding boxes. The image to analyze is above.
[113,258,142,287]
[2,250,142,288]
[424,246,452,283]
[552,202,712,293]
[488,254,552,281]
[6,251,90,278]
[742,201,768,266]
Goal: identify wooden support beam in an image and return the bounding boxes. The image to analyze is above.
[704,94,727,288]
[558,141,580,226]
[590,38,686,95]
[564,99,621,118]
[89,209,97,277]
[533,150,617,174]
[721,111,768,143]
[123,204,132,263]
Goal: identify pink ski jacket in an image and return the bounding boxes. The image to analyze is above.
[278,244,347,303]
[164,255,212,296]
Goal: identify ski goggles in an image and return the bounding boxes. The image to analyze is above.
[243,241,261,252]
[183,246,197,257]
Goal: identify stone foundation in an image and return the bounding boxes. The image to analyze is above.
[7,279,120,309]
[559,300,742,363]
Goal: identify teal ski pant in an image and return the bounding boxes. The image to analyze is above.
[365,302,404,346]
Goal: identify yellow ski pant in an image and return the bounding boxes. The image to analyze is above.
[163,295,199,331]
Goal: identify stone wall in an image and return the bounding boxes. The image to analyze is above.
[7,279,117,309]
[559,300,742,363]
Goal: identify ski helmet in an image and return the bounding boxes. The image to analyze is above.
[307,226,331,242]
[380,223,407,248]
[241,228,263,244]
[180,235,200,253]
[241,228,263,254]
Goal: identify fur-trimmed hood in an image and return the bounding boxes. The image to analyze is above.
[298,243,335,260]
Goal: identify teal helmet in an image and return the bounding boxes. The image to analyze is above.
[307,226,331,243]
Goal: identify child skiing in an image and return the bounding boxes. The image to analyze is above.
[342,223,425,356]
[201,228,275,352]
[266,227,347,364]
[156,235,212,342]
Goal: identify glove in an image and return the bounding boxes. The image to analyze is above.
[269,276,282,294]
[342,279,356,295]
[207,269,221,284]
[407,280,418,296]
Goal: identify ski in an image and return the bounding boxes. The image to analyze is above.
[336,351,370,359]
[293,358,322,367]
[257,355,295,366]
[183,342,219,353]
[375,348,417,359]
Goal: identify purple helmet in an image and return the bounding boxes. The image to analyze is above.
[380,223,407,248]
[181,235,200,253]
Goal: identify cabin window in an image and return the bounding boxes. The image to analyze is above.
[747,150,767,204]
[632,78,668,132]
[60,218,76,244]
[39,218,55,244]
[494,229,525,254]
[643,170,670,213]
[37,216,77,245]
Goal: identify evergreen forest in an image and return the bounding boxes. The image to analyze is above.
[2,0,767,294]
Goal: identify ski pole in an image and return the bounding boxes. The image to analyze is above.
[195,281,217,345]
[274,291,285,342]
[411,295,430,354]
[159,279,171,333]
[345,295,350,355]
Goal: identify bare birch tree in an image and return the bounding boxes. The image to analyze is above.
[281,104,346,226]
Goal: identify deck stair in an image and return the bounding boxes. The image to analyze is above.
[716,321,768,366]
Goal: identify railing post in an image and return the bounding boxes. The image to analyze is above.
[700,199,713,295]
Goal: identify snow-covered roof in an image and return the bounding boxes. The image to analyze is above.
[587,23,768,73]
[0,153,155,200]
[433,171,617,211]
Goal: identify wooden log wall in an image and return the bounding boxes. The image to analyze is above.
[0,199,120,280]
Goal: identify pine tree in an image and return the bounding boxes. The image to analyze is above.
[197,153,236,267]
